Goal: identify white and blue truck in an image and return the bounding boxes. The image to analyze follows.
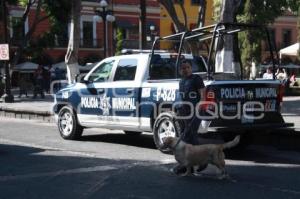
[53,23,293,151]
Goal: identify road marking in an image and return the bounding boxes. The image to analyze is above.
[0,138,98,158]
[227,160,300,168]
[0,165,119,182]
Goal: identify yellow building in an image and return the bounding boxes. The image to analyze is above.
[160,0,214,37]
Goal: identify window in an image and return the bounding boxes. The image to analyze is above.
[88,60,115,82]
[114,59,137,81]
[11,17,23,45]
[82,21,93,47]
[282,29,291,48]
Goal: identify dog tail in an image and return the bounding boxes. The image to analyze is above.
[222,135,240,149]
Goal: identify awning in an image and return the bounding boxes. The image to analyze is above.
[279,43,300,58]
[14,62,38,71]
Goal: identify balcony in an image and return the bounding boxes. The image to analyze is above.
[9,38,103,49]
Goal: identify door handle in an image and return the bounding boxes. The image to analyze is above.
[126,88,134,93]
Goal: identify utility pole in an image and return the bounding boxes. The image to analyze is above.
[139,0,146,50]
[1,0,14,102]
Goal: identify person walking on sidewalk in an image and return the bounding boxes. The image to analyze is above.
[18,74,28,98]
[33,65,45,99]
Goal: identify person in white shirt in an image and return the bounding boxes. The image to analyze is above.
[276,68,287,82]
[263,67,273,79]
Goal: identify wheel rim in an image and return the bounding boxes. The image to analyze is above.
[158,119,176,144]
[59,111,74,137]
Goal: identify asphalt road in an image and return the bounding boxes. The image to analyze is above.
[1,118,300,199]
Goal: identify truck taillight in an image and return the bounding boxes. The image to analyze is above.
[206,90,215,100]
[201,90,216,111]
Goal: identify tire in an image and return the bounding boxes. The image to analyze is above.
[124,131,142,136]
[57,106,83,140]
[153,111,181,153]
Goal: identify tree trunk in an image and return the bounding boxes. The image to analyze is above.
[298,6,300,59]
[10,0,47,68]
[65,0,81,84]
[197,0,206,28]
[159,0,186,32]
[216,0,241,77]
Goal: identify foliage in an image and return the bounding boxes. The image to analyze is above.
[115,28,123,56]
[212,0,222,21]
[298,6,300,59]
[236,0,290,66]
[0,0,72,65]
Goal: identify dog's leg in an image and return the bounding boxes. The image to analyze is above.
[183,166,193,176]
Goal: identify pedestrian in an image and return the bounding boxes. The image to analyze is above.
[33,65,45,99]
[172,60,205,175]
[44,64,51,93]
[263,67,273,79]
[18,74,28,98]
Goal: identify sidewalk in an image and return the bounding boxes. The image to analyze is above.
[0,90,299,128]
[0,89,54,122]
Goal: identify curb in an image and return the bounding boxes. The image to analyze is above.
[0,107,54,123]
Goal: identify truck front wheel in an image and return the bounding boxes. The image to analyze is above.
[153,112,180,153]
[57,106,83,140]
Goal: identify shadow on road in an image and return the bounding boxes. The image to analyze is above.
[78,131,300,166]
[80,133,157,149]
[1,143,300,199]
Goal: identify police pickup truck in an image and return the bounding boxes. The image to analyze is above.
[53,23,293,151]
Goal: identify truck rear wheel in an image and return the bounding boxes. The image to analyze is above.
[153,111,180,153]
[57,106,83,140]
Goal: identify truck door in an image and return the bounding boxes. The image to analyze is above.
[108,58,140,129]
[78,59,115,126]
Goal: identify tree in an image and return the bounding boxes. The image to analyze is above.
[297,5,300,59]
[197,0,207,27]
[65,0,81,84]
[0,0,71,66]
[115,28,123,56]
[3,0,51,67]
[214,0,241,76]
[159,0,188,32]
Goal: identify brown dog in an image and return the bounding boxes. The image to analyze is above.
[163,135,240,177]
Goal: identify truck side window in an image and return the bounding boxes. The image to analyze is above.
[88,60,115,82]
[192,56,207,73]
[114,59,137,81]
[150,56,176,80]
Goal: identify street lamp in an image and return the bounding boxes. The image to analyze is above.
[1,0,14,102]
[94,0,115,58]
[147,25,157,47]
[150,25,156,42]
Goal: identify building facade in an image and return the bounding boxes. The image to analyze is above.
[0,0,160,66]
[160,0,214,37]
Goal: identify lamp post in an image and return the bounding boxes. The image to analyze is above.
[94,0,115,58]
[1,0,14,102]
[150,25,156,42]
